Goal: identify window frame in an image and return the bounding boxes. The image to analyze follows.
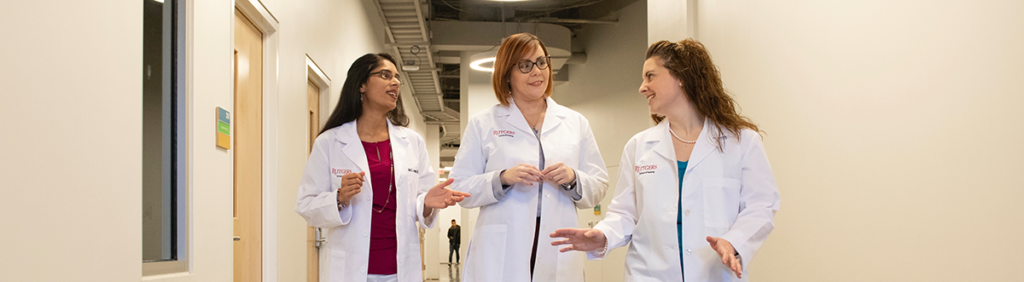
[142,0,189,276]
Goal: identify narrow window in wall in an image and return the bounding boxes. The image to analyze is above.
[143,0,187,275]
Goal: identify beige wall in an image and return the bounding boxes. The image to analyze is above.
[0,1,142,281]
[694,1,1024,281]
[0,0,411,281]
[559,0,1024,281]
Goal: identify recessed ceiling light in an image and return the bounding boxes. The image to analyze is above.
[470,57,496,72]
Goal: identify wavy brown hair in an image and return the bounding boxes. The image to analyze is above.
[647,38,761,149]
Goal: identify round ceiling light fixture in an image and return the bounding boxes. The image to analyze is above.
[470,57,496,72]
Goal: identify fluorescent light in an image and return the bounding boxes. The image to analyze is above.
[443,167,453,171]
[154,0,164,3]
[470,57,496,72]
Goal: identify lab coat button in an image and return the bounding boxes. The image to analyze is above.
[684,248,692,255]
[365,196,370,201]
[363,232,368,237]
[684,210,690,216]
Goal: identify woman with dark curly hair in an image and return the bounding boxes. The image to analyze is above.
[552,39,781,282]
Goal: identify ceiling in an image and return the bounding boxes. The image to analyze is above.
[369,0,638,167]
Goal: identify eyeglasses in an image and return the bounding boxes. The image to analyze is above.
[515,56,551,74]
[369,69,401,84]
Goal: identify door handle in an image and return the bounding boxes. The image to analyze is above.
[314,228,327,248]
[233,236,241,241]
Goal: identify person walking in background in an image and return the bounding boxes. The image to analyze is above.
[447,219,461,264]
[551,39,781,282]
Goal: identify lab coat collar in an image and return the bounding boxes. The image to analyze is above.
[649,118,727,173]
[501,97,566,135]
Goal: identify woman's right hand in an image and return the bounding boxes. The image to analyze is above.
[337,172,365,206]
[500,164,543,186]
[549,228,606,253]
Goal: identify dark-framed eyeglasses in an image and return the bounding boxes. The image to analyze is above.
[515,56,551,74]
[369,69,401,84]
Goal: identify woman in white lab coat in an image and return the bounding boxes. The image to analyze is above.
[295,53,470,282]
[551,39,781,282]
[449,33,609,282]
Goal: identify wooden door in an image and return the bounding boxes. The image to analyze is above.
[233,8,263,282]
[306,79,321,282]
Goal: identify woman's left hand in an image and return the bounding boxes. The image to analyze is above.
[424,178,470,209]
[706,236,742,278]
[541,162,576,186]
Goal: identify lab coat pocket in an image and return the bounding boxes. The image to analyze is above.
[467,224,507,279]
[328,248,346,280]
[702,177,741,228]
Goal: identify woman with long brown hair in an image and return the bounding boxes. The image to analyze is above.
[551,39,781,281]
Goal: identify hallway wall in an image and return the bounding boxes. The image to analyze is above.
[695,1,1024,281]
[0,1,143,281]
[0,0,417,281]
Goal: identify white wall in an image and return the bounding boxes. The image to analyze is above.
[692,1,1024,281]
[0,0,416,281]
[0,1,142,281]
[551,1,650,281]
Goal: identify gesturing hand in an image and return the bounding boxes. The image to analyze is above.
[500,163,543,186]
[549,228,606,253]
[337,172,365,206]
[707,236,742,279]
[541,162,576,186]
[423,178,471,209]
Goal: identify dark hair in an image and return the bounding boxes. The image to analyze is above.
[320,53,408,135]
[451,219,456,223]
[646,39,762,149]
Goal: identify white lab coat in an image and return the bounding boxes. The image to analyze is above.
[295,120,438,282]
[450,97,609,282]
[590,119,781,282]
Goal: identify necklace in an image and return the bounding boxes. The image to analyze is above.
[371,141,394,213]
[668,127,697,144]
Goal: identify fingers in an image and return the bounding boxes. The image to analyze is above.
[540,164,565,174]
[432,178,455,189]
[540,163,559,175]
[522,165,543,178]
[725,255,742,278]
[550,238,572,246]
[549,228,581,238]
[449,190,471,197]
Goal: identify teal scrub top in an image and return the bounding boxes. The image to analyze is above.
[677,161,688,278]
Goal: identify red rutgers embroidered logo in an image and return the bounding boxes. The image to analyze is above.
[331,168,353,175]
[493,130,515,137]
[634,165,658,175]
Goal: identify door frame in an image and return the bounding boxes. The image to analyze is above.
[304,55,331,282]
[306,55,332,125]
[232,1,280,281]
